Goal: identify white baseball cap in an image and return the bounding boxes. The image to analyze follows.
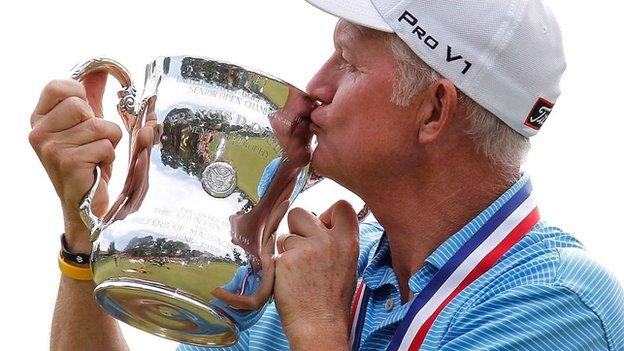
[305,0,567,137]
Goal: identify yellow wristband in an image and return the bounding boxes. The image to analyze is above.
[58,254,93,281]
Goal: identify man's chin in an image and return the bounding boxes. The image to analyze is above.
[310,151,324,174]
[310,149,332,178]
[311,150,344,183]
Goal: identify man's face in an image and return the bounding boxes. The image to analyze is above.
[307,21,418,190]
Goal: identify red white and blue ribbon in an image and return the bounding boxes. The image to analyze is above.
[350,181,539,351]
[349,280,370,350]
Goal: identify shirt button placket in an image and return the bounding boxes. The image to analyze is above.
[385,298,394,311]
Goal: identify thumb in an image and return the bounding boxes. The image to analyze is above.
[320,200,358,234]
[82,71,108,117]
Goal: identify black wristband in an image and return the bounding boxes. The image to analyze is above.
[60,233,91,265]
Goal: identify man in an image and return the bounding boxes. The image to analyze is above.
[29,0,624,351]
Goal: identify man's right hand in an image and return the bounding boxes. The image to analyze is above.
[29,73,122,253]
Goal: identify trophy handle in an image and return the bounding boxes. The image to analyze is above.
[70,58,138,241]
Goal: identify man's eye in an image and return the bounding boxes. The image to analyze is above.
[339,61,357,72]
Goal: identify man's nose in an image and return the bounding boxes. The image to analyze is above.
[306,66,336,105]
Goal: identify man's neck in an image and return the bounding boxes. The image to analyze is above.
[362,167,515,303]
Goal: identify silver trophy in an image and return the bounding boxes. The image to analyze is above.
[71,56,367,347]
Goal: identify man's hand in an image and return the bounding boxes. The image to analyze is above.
[29,73,121,253]
[274,200,360,350]
[269,87,316,168]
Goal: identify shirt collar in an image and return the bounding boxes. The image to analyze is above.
[361,236,394,290]
[362,174,531,293]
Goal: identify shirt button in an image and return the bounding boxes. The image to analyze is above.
[385,298,394,311]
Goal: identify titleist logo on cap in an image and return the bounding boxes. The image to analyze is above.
[525,98,554,131]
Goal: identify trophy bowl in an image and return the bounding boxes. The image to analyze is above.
[72,56,320,346]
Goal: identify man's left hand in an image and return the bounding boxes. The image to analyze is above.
[274,200,360,350]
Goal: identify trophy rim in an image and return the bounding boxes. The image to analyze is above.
[151,54,310,98]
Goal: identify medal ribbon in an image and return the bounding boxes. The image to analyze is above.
[350,181,539,351]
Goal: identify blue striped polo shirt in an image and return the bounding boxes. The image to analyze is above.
[179,175,624,350]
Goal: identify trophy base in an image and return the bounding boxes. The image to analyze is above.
[94,277,239,347]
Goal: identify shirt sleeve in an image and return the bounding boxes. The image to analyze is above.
[438,284,613,351]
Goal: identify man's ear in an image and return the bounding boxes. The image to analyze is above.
[416,78,458,144]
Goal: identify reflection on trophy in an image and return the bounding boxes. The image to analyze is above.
[71,56,319,346]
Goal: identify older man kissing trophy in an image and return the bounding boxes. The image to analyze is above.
[30,0,624,350]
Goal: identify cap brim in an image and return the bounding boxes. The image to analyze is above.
[305,0,394,33]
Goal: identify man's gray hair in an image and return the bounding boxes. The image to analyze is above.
[387,35,530,179]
